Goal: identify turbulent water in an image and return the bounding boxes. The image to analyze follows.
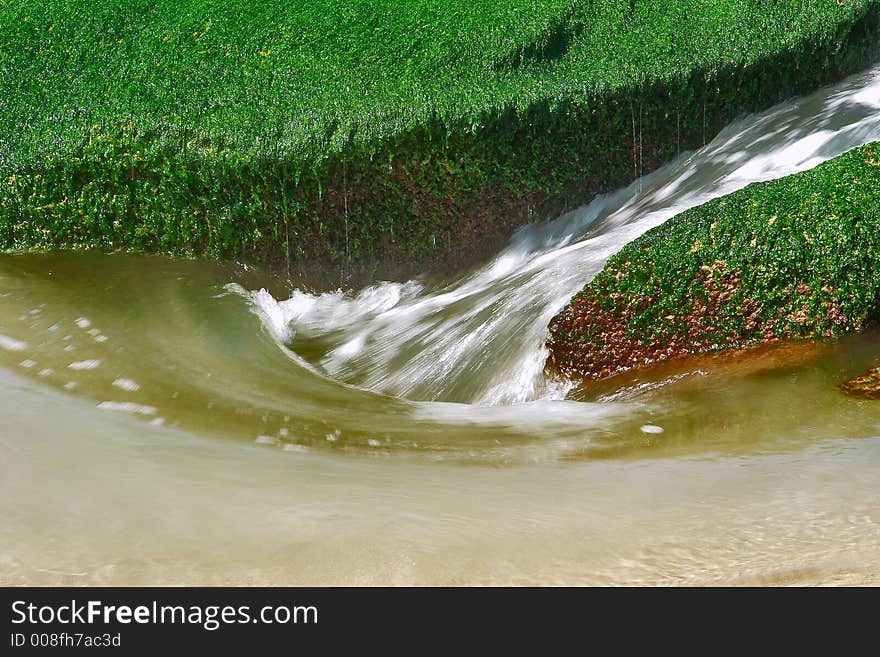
[2,65,880,585]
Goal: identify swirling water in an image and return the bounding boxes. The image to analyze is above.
[2,65,880,585]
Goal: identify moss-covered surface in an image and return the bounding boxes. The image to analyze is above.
[547,142,880,380]
[2,2,880,287]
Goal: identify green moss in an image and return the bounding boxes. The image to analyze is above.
[2,1,880,286]
[548,142,880,379]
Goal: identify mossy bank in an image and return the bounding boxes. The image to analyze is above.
[2,1,880,287]
[546,142,880,381]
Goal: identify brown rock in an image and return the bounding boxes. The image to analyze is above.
[840,366,880,399]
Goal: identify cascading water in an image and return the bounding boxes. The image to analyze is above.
[2,64,880,586]
[240,62,880,406]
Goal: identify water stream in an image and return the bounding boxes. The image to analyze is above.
[2,64,880,585]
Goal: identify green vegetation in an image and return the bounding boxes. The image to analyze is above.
[547,142,880,380]
[2,1,880,285]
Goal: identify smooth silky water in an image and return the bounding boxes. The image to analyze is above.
[2,65,880,585]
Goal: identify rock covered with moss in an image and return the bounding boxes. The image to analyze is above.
[547,142,880,380]
[2,1,880,287]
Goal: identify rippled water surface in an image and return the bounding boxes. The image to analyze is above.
[2,65,880,585]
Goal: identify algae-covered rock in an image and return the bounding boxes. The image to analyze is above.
[547,142,880,381]
[3,2,880,287]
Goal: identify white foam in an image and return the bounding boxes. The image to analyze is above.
[96,401,157,415]
[255,435,278,445]
[19,359,36,369]
[112,378,141,392]
[75,318,91,329]
[0,335,27,351]
[37,368,53,377]
[640,425,665,435]
[282,444,308,453]
[68,360,101,370]
[414,399,632,435]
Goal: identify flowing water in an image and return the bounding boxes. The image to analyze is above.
[3,65,880,585]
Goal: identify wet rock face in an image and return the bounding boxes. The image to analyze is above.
[546,142,880,382]
[840,367,880,399]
